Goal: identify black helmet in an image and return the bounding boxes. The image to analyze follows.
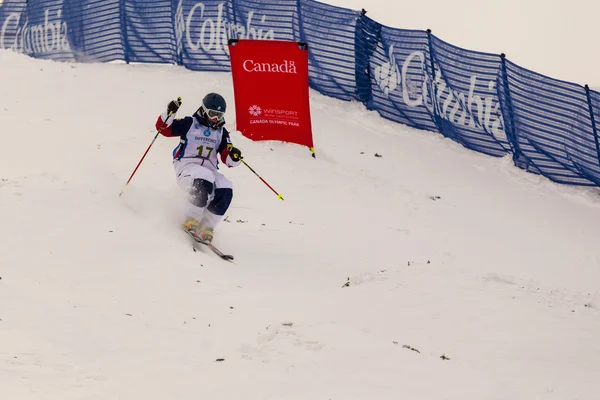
[196,92,226,128]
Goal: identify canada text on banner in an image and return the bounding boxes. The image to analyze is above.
[228,38,314,154]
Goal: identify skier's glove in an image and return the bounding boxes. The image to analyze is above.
[230,147,243,162]
[167,98,182,114]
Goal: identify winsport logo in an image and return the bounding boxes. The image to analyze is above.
[248,105,262,116]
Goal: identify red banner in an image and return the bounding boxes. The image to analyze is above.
[228,39,314,154]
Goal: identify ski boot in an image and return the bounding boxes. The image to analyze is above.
[198,226,214,244]
[183,218,202,241]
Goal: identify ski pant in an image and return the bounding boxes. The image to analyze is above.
[174,160,233,229]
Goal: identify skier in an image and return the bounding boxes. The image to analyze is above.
[155,93,243,244]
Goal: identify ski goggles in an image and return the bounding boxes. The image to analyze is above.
[206,108,225,119]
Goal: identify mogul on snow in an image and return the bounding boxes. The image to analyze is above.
[155,93,243,244]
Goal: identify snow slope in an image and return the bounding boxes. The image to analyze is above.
[1,47,600,400]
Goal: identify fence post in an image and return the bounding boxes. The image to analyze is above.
[231,0,238,26]
[119,0,130,63]
[296,0,306,43]
[363,9,371,86]
[499,53,524,165]
[426,30,436,88]
[584,84,600,171]
[172,0,183,65]
[426,29,442,132]
[353,8,378,105]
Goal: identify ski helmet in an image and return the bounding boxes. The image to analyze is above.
[197,92,226,128]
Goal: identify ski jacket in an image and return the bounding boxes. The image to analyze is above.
[155,111,238,170]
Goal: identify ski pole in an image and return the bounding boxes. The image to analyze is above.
[241,159,284,200]
[119,97,181,196]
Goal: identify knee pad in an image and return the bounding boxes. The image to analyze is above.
[189,179,213,208]
[207,188,233,216]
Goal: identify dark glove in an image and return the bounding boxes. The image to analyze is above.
[167,97,182,114]
[230,147,243,161]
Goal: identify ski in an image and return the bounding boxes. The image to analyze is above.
[202,242,235,261]
[183,228,234,262]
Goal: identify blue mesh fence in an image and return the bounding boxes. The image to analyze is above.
[298,0,360,101]
[362,22,438,132]
[7,0,74,61]
[501,59,599,185]
[0,0,27,50]
[230,0,298,43]
[175,0,234,71]
[123,0,176,64]
[429,34,509,157]
[65,0,124,63]
[1,0,599,187]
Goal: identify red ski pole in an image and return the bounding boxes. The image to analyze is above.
[241,159,284,200]
[119,97,181,196]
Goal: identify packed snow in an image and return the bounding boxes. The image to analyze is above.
[1,6,600,398]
